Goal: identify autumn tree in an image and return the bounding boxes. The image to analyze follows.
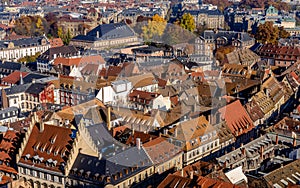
[255,21,279,44]
[215,46,235,63]
[180,13,195,32]
[142,14,167,42]
[162,22,196,45]
[279,26,290,39]
[45,13,58,37]
[14,16,49,36]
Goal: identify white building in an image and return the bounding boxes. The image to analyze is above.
[0,36,50,62]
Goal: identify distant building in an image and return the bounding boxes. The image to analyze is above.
[183,9,224,30]
[70,23,140,50]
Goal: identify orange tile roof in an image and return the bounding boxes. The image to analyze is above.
[218,100,254,137]
[0,130,20,174]
[143,137,181,165]
[19,124,73,173]
[2,71,29,85]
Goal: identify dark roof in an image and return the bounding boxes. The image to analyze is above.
[86,22,135,40]
[70,147,153,186]
[184,9,223,16]
[5,82,48,95]
[202,30,253,42]
[38,46,78,61]
[0,61,30,72]
[0,36,49,49]
[22,73,49,84]
[87,123,126,158]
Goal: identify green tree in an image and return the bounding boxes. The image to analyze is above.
[180,13,195,32]
[142,14,167,42]
[255,21,279,44]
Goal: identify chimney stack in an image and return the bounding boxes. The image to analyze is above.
[260,145,264,159]
[39,122,44,133]
[190,171,193,180]
[174,128,177,137]
[96,31,99,38]
[275,134,279,145]
[293,137,297,148]
[107,106,111,131]
[136,138,141,150]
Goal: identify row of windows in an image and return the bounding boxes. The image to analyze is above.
[20,167,62,183]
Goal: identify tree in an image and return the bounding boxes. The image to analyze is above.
[215,46,235,63]
[45,13,59,37]
[180,13,196,32]
[162,23,195,45]
[141,14,167,42]
[279,26,290,39]
[14,16,49,36]
[255,21,279,44]
[18,52,41,63]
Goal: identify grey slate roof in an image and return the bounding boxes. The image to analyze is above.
[70,150,152,186]
[184,9,223,16]
[22,73,49,84]
[0,61,30,73]
[86,22,135,40]
[0,36,49,49]
[202,30,254,42]
[86,123,126,158]
[5,82,47,95]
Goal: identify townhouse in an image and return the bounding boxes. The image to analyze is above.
[164,115,220,165]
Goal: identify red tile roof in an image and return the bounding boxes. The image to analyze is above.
[49,38,64,48]
[19,124,74,173]
[129,90,160,105]
[2,71,29,85]
[0,130,21,174]
[218,100,254,137]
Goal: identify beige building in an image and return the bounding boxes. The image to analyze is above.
[185,9,224,29]
[164,116,220,165]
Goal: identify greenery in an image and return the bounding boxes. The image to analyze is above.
[141,14,167,42]
[179,13,196,32]
[18,52,41,63]
[14,16,49,36]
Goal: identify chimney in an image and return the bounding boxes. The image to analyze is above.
[98,152,102,160]
[136,138,141,150]
[293,137,297,148]
[96,31,99,38]
[241,147,245,155]
[275,134,279,145]
[20,73,24,85]
[32,78,36,84]
[39,122,44,133]
[181,169,184,177]
[260,145,264,159]
[190,171,193,179]
[223,160,227,168]
[107,106,111,131]
[174,128,177,137]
